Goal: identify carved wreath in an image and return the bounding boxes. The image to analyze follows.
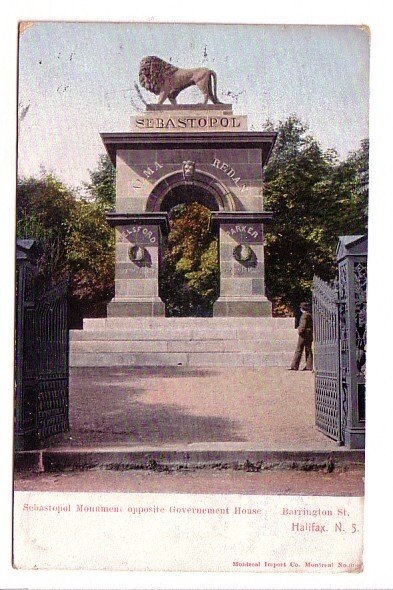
[233,244,253,262]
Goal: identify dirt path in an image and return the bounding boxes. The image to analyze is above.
[44,366,337,451]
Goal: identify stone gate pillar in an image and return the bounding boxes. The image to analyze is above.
[106,213,169,317]
[337,235,367,449]
[211,212,273,316]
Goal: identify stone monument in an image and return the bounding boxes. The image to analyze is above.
[103,57,277,317]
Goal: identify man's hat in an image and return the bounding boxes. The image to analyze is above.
[300,301,311,312]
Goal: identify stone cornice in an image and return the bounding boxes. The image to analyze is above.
[101,131,277,167]
[209,211,274,229]
[106,212,170,234]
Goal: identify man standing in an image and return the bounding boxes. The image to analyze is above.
[289,301,313,371]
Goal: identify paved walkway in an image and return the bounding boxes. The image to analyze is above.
[44,367,338,451]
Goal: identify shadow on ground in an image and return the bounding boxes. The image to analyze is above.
[44,367,244,448]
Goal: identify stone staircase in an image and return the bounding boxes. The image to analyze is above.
[69,317,297,367]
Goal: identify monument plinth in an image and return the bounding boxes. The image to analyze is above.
[102,103,276,317]
[131,104,248,133]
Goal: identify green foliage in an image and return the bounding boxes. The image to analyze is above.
[16,173,77,281]
[66,200,115,304]
[331,138,369,232]
[264,116,368,314]
[160,202,219,316]
[17,161,116,325]
[84,154,116,209]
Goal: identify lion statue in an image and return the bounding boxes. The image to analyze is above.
[139,56,222,105]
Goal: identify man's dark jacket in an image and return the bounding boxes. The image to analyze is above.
[298,311,313,341]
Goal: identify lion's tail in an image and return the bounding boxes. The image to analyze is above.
[210,70,222,104]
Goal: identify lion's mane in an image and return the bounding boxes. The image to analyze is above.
[139,56,179,95]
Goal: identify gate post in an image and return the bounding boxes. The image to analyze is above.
[15,239,40,450]
[337,235,367,449]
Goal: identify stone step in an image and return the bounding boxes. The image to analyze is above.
[70,328,298,342]
[70,315,298,367]
[82,316,296,331]
[69,351,294,368]
[70,338,297,354]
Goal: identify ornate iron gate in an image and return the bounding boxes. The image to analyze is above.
[36,279,70,438]
[312,276,341,441]
[15,240,69,449]
[313,235,367,449]
[15,244,39,448]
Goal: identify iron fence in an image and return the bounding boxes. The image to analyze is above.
[312,276,341,441]
[15,240,69,449]
[313,235,367,449]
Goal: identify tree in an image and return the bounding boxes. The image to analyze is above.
[16,173,77,282]
[66,200,115,307]
[17,166,115,326]
[263,116,368,314]
[160,202,219,316]
[84,154,116,208]
[331,138,369,233]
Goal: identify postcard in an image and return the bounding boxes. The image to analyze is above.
[12,19,370,575]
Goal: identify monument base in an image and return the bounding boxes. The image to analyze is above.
[213,296,272,317]
[107,298,166,317]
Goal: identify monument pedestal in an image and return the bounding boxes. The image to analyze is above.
[210,212,273,317]
[107,298,166,318]
[213,297,272,317]
[106,212,169,317]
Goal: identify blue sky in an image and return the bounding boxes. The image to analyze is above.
[18,22,369,189]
